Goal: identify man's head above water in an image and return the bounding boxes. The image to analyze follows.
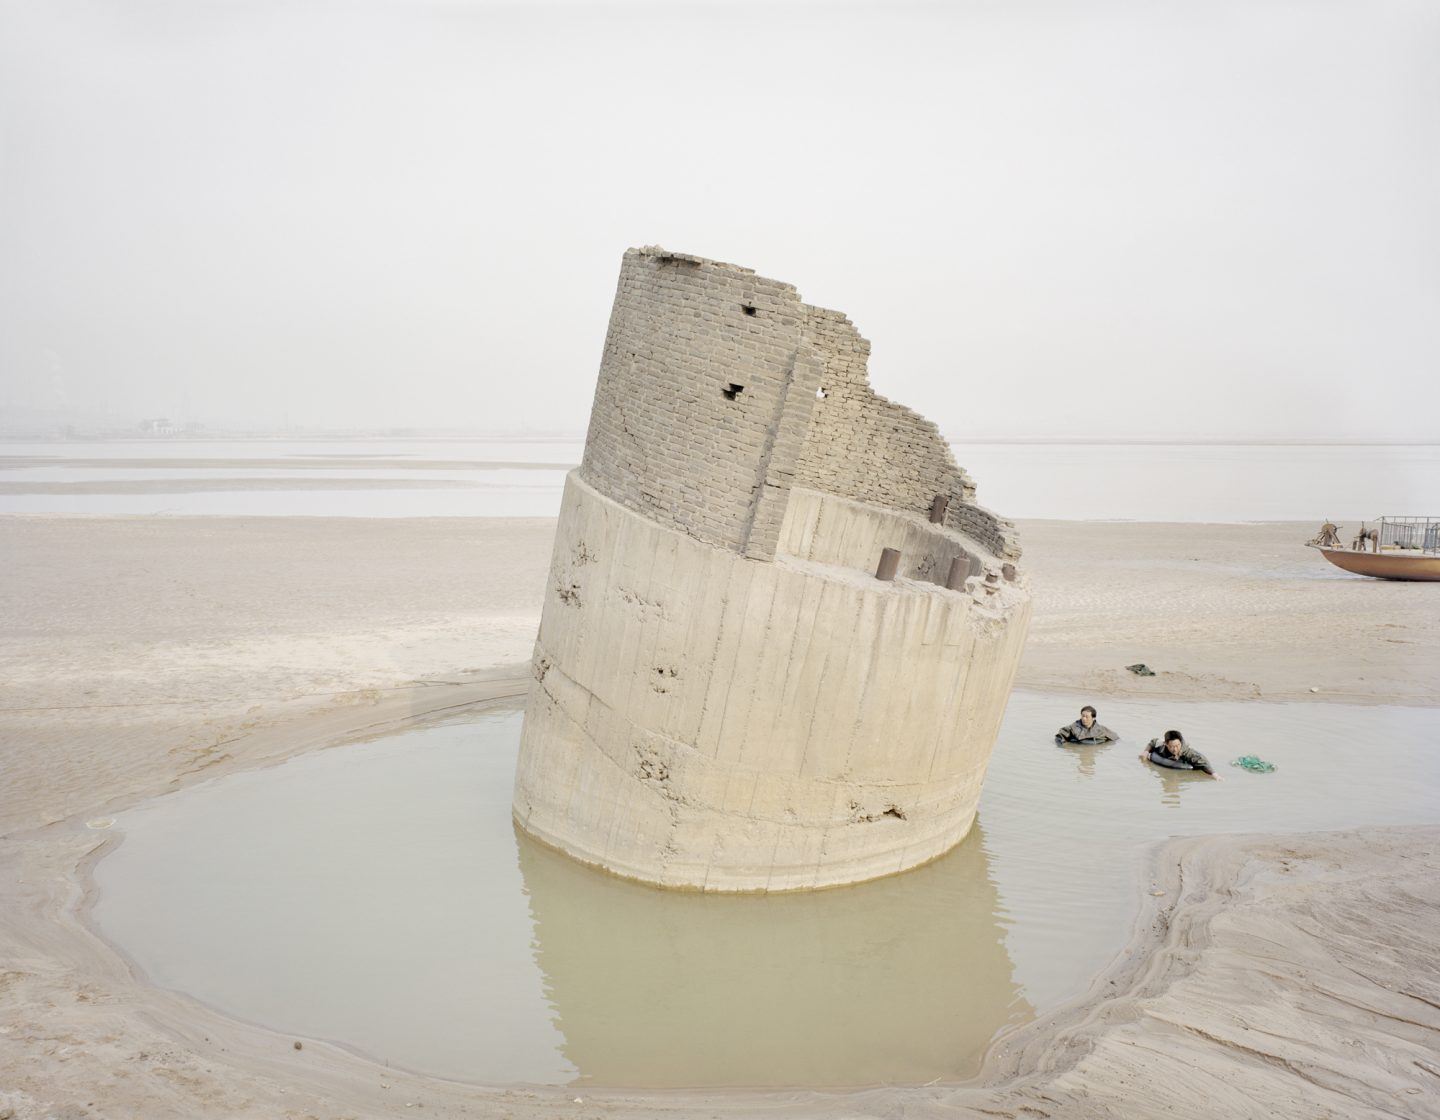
[1080,705,1098,729]
[1163,729,1185,755]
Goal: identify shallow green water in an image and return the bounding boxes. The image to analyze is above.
[90,692,1440,1088]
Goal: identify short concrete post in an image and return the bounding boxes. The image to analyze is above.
[875,547,901,582]
[945,554,969,591]
[929,494,949,524]
[1002,562,1017,582]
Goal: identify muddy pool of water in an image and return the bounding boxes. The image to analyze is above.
[90,692,1440,1089]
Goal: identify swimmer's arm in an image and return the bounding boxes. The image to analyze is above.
[1186,749,1222,779]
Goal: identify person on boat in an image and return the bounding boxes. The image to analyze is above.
[1140,730,1220,779]
[1055,705,1117,745]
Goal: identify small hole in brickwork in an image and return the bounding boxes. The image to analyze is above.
[722,383,745,401]
[816,386,828,399]
[741,304,757,316]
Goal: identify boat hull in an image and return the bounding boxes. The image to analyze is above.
[1314,547,1440,582]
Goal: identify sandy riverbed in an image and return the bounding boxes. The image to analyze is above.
[1,515,1437,1118]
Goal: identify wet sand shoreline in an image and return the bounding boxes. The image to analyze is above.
[2,514,1437,1117]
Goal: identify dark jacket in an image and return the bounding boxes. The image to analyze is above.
[1056,719,1118,745]
[1144,735,1214,774]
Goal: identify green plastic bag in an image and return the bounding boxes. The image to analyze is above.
[1231,755,1276,773]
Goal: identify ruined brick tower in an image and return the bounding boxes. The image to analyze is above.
[513,247,1030,891]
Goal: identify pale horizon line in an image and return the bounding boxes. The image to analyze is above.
[2,431,1436,449]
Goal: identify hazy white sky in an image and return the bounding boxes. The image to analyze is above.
[1,0,1436,439]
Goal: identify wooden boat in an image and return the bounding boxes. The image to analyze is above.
[1308,517,1440,581]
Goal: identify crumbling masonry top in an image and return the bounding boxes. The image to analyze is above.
[578,247,1020,565]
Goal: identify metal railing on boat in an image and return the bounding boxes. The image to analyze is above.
[1377,517,1440,554]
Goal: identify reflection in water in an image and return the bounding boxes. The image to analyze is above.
[1057,741,1111,778]
[1145,763,1215,808]
[516,820,1030,1088]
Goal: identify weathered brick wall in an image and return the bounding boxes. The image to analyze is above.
[949,502,1020,562]
[792,310,1020,561]
[578,246,1018,564]
[578,247,822,561]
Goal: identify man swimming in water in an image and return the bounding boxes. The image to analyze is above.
[1140,730,1221,779]
[1055,705,1118,745]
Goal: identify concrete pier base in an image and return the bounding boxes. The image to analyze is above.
[514,475,1030,891]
